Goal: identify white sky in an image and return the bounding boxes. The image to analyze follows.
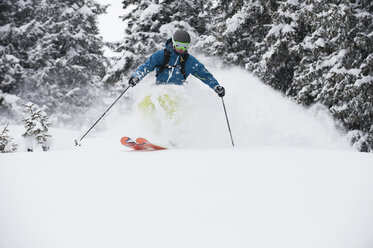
[96,0,126,42]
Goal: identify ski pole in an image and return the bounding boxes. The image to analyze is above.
[75,85,131,146]
[221,97,235,147]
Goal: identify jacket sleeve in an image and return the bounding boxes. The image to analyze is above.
[132,50,164,80]
[191,58,220,90]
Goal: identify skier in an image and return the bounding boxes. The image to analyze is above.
[76,30,234,148]
[128,29,225,98]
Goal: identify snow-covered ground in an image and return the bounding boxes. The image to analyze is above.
[1,64,373,248]
[1,145,373,248]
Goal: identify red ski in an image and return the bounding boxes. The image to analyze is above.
[120,136,167,151]
[120,137,143,150]
[135,137,167,150]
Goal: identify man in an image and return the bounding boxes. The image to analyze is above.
[128,29,225,98]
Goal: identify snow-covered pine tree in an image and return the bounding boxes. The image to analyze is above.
[0,123,18,153]
[203,0,372,152]
[164,0,210,35]
[290,0,373,152]
[22,102,51,152]
[0,0,32,120]
[25,0,109,123]
[0,0,109,123]
[253,0,305,93]
[199,0,277,67]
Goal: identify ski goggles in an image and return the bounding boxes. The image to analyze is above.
[172,39,190,51]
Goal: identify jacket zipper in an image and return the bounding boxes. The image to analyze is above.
[166,56,179,84]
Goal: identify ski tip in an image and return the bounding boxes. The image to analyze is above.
[135,137,149,145]
[121,136,135,146]
[120,136,128,145]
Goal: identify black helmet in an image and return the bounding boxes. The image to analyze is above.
[172,29,191,44]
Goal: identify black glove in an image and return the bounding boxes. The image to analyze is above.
[214,85,225,97]
[128,76,140,87]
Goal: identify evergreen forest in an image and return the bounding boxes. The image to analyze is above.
[1,0,372,152]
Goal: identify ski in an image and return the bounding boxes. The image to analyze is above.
[135,137,167,150]
[120,136,143,150]
[120,136,167,151]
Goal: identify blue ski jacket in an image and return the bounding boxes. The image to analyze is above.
[132,39,220,90]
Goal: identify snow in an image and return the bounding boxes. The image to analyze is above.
[78,5,93,15]
[65,87,81,98]
[17,0,32,7]
[321,49,346,68]
[3,93,20,105]
[260,46,275,68]
[268,22,296,37]
[287,0,300,5]
[4,54,20,63]
[281,24,294,33]
[139,3,161,22]
[0,24,11,32]
[62,7,75,16]
[2,56,373,247]
[225,10,245,34]
[329,66,361,77]
[1,141,373,248]
[354,75,373,87]
[71,3,79,10]
[315,37,325,47]
[202,35,216,44]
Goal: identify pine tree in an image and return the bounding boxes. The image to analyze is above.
[200,0,277,66]
[0,0,109,123]
[290,0,373,152]
[0,0,32,119]
[0,123,18,153]
[205,0,373,152]
[22,102,51,152]
[25,0,109,123]
[164,0,210,35]
[253,0,304,93]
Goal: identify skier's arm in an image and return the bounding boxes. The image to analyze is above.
[191,59,220,90]
[132,50,164,80]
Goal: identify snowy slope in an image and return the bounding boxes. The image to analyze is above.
[1,64,373,248]
[1,147,373,248]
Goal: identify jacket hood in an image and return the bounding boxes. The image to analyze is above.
[165,38,187,56]
[165,38,173,50]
